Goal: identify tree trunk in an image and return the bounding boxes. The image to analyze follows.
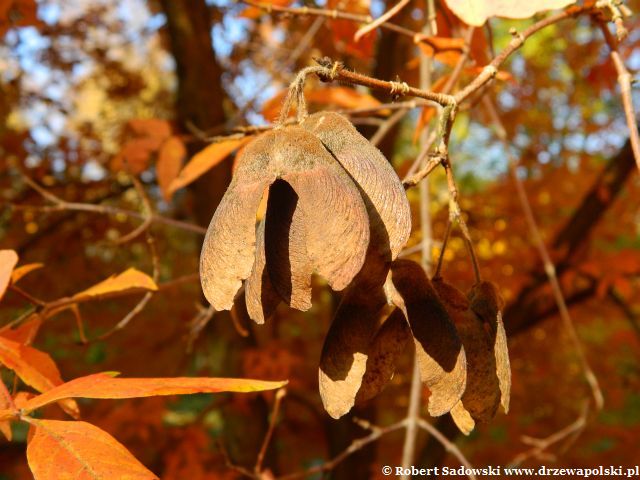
[160,0,271,470]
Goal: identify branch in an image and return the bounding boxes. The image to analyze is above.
[416,419,476,480]
[484,97,603,410]
[598,21,640,172]
[12,172,206,235]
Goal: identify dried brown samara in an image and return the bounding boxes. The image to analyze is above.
[200,114,411,324]
[433,278,511,435]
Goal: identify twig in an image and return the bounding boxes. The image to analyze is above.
[598,21,640,173]
[402,154,441,187]
[113,175,154,244]
[370,107,409,146]
[400,16,434,478]
[13,172,206,235]
[483,97,604,410]
[186,304,216,353]
[509,402,589,466]
[416,418,476,479]
[276,420,406,480]
[354,0,410,42]
[255,388,287,476]
[96,232,160,340]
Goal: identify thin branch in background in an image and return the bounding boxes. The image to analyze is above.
[400,10,435,477]
[354,0,410,42]
[608,288,640,340]
[97,232,160,341]
[255,388,287,476]
[483,97,604,410]
[113,174,153,245]
[416,418,476,479]
[186,304,216,353]
[370,107,410,146]
[598,21,640,173]
[509,402,589,466]
[276,420,406,480]
[12,171,207,235]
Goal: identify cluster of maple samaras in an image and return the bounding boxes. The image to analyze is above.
[200,111,510,433]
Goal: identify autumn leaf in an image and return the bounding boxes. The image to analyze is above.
[26,419,158,480]
[263,87,383,122]
[157,135,187,201]
[0,313,43,345]
[128,118,172,142]
[0,337,79,418]
[22,372,287,414]
[0,249,18,301]
[444,0,576,26]
[10,262,43,284]
[111,137,164,174]
[167,137,249,195]
[72,268,158,302]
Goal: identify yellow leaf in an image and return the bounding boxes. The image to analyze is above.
[10,263,43,284]
[72,268,157,301]
[167,138,249,194]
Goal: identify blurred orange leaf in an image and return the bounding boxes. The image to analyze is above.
[72,268,157,302]
[263,87,382,122]
[157,136,187,201]
[111,137,163,174]
[0,249,18,301]
[0,314,43,345]
[10,262,43,284]
[23,372,287,413]
[128,118,172,142]
[306,87,382,110]
[0,337,79,418]
[167,138,250,194]
[241,0,294,20]
[26,419,158,480]
[444,0,576,26]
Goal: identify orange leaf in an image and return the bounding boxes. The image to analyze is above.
[156,136,187,201]
[26,419,158,480]
[306,87,382,111]
[444,0,576,26]
[111,137,163,174]
[0,337,79,417]
[128,118,172,142]
[240,0,294,19]
[72,268,157,302]
[10,262,43,284]
[0,314,43,345]
[0,249,18,301]
[22,373,287,414]
[167,138,249,194]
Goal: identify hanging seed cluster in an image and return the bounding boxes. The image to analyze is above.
[200,107,511,433]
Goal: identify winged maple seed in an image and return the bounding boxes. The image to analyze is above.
[433,278,511,435]
[200,112,412,325]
